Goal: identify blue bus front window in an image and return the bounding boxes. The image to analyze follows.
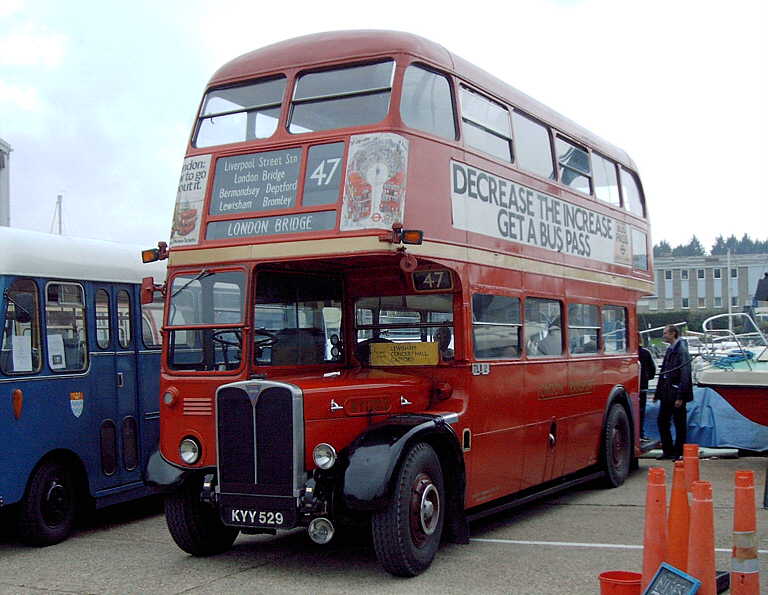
[1,279,42,374]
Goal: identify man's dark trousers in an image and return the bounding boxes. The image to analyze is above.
[657,396,686,457]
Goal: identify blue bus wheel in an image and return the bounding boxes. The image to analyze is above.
[19,460,77,546]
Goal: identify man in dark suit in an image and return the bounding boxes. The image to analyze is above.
[654,325,694,459]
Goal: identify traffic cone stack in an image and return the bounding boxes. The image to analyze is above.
[683,443,699,492]
[666,460,690,572]
[730,470,759,595]
[642,467,667,590]
[688,481,716,595]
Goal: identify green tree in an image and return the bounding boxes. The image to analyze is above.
[653,240,672,257]
[711,235,726,255]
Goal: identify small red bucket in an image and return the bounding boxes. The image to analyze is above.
[598,571,642,595]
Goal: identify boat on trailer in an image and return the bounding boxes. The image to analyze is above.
[694,312,768,426]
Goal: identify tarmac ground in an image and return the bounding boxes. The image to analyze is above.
[0,456,765,594]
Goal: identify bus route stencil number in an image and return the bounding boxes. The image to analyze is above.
[304,142,345,207]
[310,158,341,186]
[413,270,453,291]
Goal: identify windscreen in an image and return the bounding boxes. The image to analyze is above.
[253,272,342,366]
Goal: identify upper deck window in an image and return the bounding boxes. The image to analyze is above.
[620,167,645,218]
[556,136,591,195]
[460,86,512,162]
[194,76,286,148]
[289,61,394,134]
[592,153,621,207]
[400,64,456,140]
[511,111,554,179]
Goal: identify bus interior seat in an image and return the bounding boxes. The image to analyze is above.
[271,328,325,365]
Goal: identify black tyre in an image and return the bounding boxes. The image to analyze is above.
[164,476,239,556]
[601,403,632,488]
[19,460,77,546]
[371,442,445,577]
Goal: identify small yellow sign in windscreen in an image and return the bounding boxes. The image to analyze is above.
[370,342,439,366]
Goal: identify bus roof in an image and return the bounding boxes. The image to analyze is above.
[0,227,166,284]
[210,30,636,170]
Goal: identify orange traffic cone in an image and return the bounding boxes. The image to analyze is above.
[667,460,690,572]
[642,467,667,590]
[731,470,759,595]
[683,443,699,492]
[688,481,716,595]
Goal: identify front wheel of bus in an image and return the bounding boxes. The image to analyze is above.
[601,403,632,488]
[371,442,445,577]
[19,460,77,546]
[165,476,239,556]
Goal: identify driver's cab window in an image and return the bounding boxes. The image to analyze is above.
[1,278,42,375]
[253,272,343,366]
[354,294,454,365]
[166,269,245,372]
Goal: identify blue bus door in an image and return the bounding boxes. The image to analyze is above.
[91,284,142,492]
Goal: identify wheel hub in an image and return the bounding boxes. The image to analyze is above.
[42,480,69,526]
[409,473,440,547]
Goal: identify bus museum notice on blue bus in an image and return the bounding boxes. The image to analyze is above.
[450,160,633,267]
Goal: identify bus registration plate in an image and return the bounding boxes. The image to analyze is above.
[224,506,295,528]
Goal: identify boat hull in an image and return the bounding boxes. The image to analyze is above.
[697,383,768,426]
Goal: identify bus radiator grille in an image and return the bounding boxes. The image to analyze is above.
[216,385,295,497]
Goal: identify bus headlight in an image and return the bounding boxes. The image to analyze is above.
[180,437,201,464]
[312,443,337,470]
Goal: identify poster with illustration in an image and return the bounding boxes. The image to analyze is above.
[341,133,408,231]
[170,154,212,247]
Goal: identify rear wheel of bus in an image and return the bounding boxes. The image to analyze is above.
[165,475,239,556]
[371,442,445,577]
[601,403,632,487]
[19,460,77,546]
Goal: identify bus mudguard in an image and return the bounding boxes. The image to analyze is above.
[341,413,469,543]
[145,449,197,491]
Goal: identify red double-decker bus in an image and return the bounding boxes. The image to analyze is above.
[145,30,653,576]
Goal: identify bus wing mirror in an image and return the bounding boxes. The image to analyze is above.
[141,277,165,305]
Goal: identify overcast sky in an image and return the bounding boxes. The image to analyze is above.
[2,0,766,252]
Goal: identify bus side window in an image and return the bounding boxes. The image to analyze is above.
[95,289,111,349]
[471,294,521,359]
[1,279,42,374]
[602,305,627,353]
[117,290,131,349]
[46,282,88,372]
[525,298,563,357]
[568,303,600,355]
[400,64,456,140]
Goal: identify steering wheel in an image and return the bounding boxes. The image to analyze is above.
[253,327,278,348]
[212,329,242,347]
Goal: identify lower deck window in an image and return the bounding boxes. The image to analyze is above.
[472,294,520,359]
[525,298,563,357]
[355,294,454,364]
